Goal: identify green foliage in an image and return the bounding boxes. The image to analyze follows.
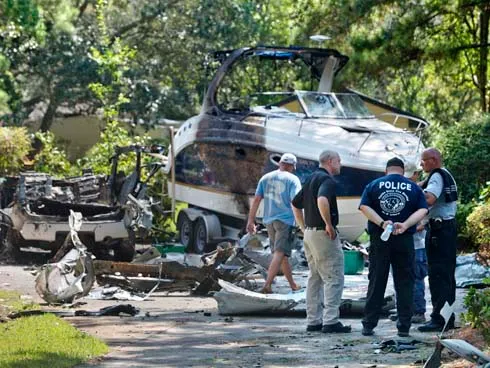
[297,0,488,125]
[467,201,490,246]
[456,200,477,250]
[32,131,73,176]
[0,314,108,367]
[0,127,31,175]
[432,114,490,203]
[0,290,38,317]
[77,120,149,175]
[0,290,107,367]
[462,278,490,343]
[466,183,490,263]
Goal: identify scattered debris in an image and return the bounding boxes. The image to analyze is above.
[455,253,490,287]
[424,339,490,368]
[375,339,423,353]
[85,286,148,301]
[8,304,139,319]
[92,243,267,296]
[35,211,95,304]
[214,279,303,315]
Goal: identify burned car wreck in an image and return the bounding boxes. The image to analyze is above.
[0,145,160,262]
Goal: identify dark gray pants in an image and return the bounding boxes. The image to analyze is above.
[363,231,415,332]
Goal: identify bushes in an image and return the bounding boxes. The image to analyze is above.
[456,201,476,250]
[462,279,490,343]
[433,114,490,203]
[0,127,31,175]
[33,131,73,176]
[76,120,149,175]
[466,183,490,265]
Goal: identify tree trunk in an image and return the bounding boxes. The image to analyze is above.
[479,6,489,113]
[39,97,58,132]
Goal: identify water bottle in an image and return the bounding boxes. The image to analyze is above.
[380,224,393,241]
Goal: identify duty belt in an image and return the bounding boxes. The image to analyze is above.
[429,217,455,228]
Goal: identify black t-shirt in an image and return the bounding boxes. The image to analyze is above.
[359,173,428,234]
[292,168,339,228]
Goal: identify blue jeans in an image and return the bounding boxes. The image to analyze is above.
[413,248,428,314]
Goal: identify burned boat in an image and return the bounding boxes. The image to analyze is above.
[164,46,428,253]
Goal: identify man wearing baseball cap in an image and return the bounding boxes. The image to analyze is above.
[247,153,302,293]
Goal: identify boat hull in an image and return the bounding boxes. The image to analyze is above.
[172,139,382,242]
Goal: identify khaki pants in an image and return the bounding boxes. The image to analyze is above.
[304,229,344,326]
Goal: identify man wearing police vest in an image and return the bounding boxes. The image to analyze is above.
[418,148,458,333]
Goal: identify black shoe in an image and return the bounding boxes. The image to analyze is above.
[389,313,398,321]
[306,324,322,332]
[398,330,410,337]
[361,327,374,336]
[418,320,444,332]
[322,322,352,333]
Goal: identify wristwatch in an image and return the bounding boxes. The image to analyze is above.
[379,221,385,228]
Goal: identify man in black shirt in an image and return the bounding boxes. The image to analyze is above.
[292,150,351,334]
[359,157,428,337]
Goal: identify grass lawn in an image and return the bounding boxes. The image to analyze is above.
[0,290,108,368]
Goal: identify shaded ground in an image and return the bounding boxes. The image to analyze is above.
[0,261,475,368]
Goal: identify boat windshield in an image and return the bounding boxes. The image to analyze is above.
[297,92,373,118]
[247,91,374,119]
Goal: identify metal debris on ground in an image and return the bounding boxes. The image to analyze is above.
[455,253,490,287]
[35,211,95,304]
[214,279,304,315]
[7,304,139,319]
[86,286,148,301]
[424,339,490,368]
[90,242,268,296]
[375,339,423,354]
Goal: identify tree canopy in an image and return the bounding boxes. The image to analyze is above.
[0,0,488,144]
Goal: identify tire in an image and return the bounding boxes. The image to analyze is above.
[177,212,195,250]
[2,228,23,263]
[193,218,208,254]
[113,230,136,262]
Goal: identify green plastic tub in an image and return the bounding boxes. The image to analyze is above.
[343,250,364,275]
[154,243,186,254]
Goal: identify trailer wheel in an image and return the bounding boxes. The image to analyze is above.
[193,218,208,254]
[177,212,195,250]
[113,230,136,262]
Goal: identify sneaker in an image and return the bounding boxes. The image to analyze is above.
[411,313,426,324]
[322,322,352,333]
[306,324,322,332]
[398,330,410,337]
[361,327,374,336]
[389,313,398,321]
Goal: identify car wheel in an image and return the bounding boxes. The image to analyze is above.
[113,230,136,262]
[177,212,195,250]
[2,228,23,262]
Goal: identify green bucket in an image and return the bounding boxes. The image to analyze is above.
[343,250,364,275]
[154,243,186,254]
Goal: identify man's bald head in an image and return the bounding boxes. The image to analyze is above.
[421,147,442,173]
